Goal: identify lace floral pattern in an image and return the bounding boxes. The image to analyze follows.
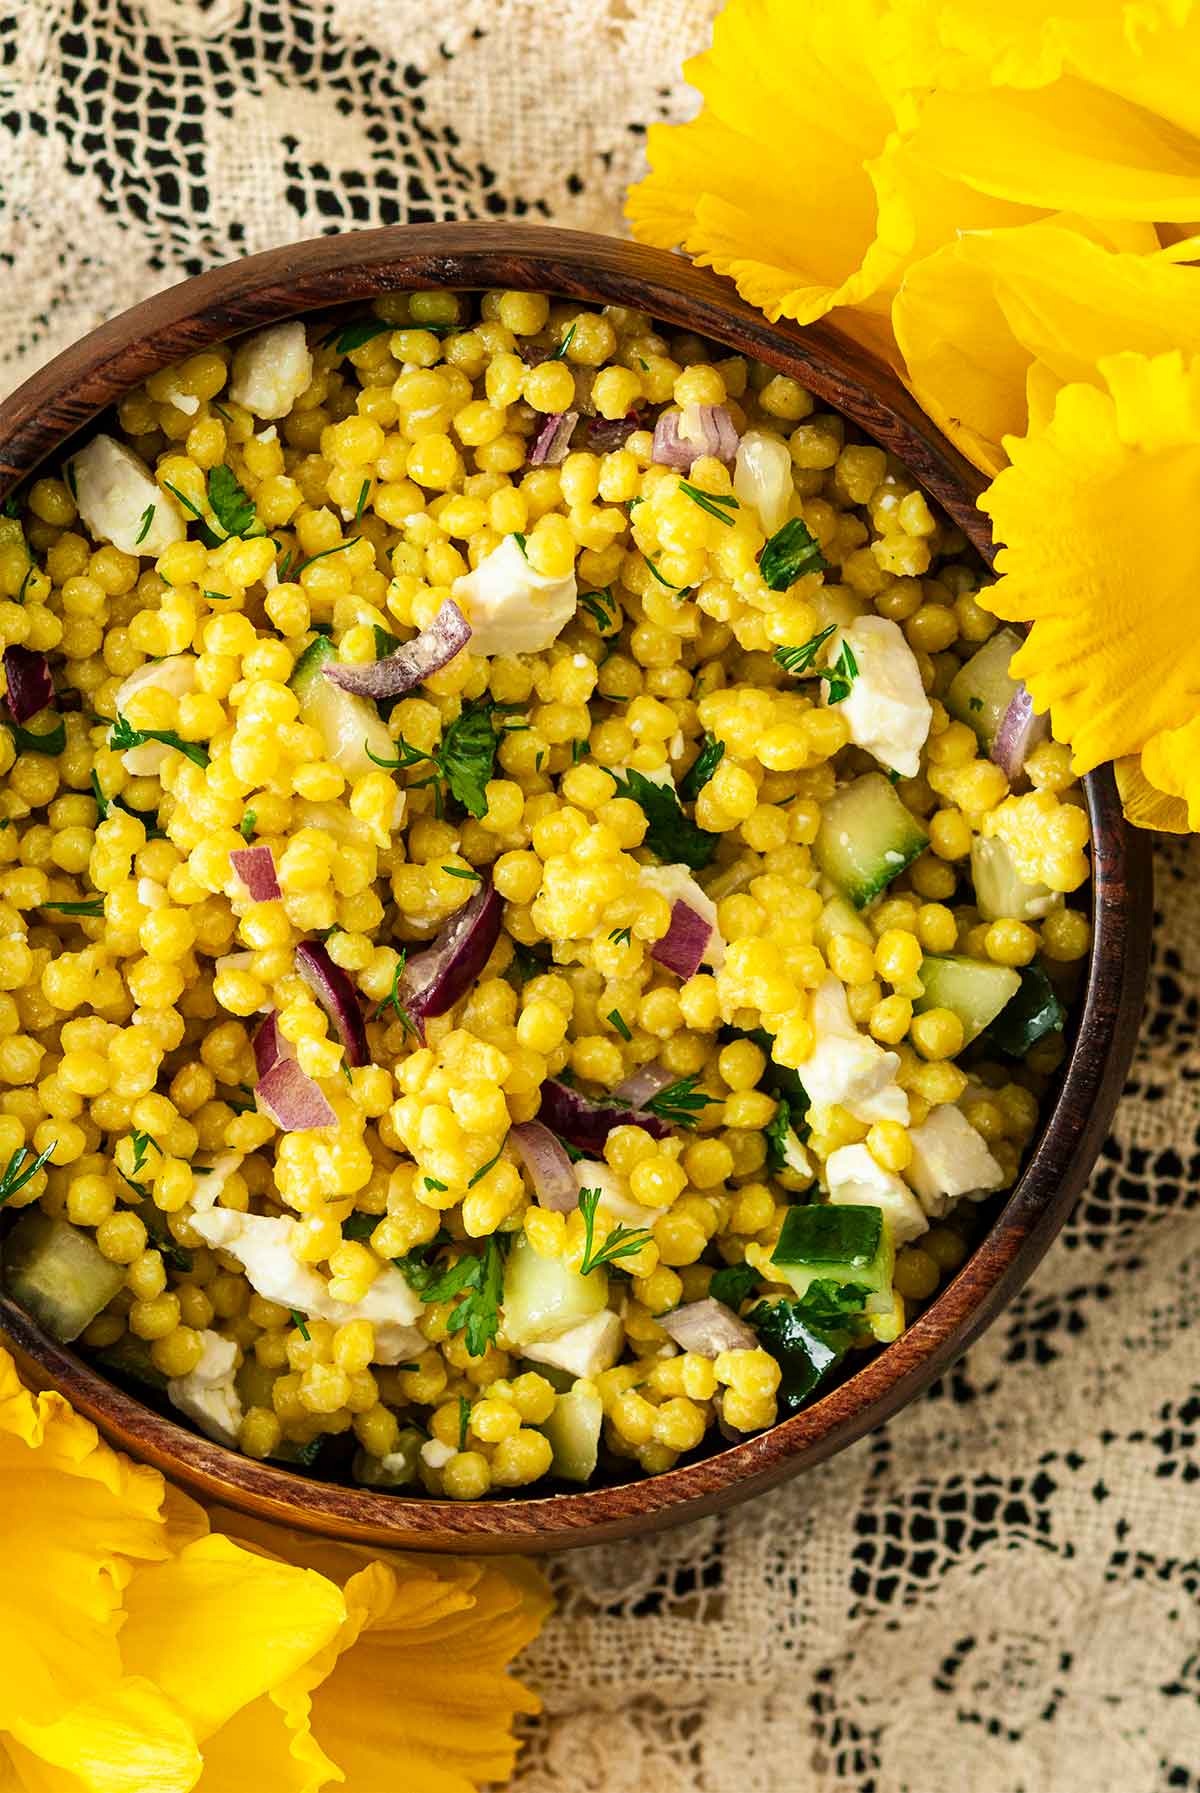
[2,7,1195,1788]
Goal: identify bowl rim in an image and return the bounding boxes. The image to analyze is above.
[0,223,1152,1553]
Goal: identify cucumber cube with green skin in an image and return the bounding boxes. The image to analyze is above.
[977,964,1066,1058]
[289,633,395,780]
[915,954,1022,1044]
[945,628,1023,749]
[970,836,1064,923]
[770,1202,894,1306]
[2,1210,125,1342]
[814,773,930,908]
[539,1382,604,1483]
[813,892,874,952]
[501,1232,608,1348]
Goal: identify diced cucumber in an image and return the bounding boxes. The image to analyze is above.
[970,836,1063,923]
[813,892,874,952]
[352,1428,424,1488]
[96,1334,168,1392]
[539,1382,604,1483]
[501,1233,608,1348]
[770,1202,894,1309]
[814,773,930,908]
[289,633,395,780]
[946,628,1023,749]
[867,1290,905,1344]
[977,964,1065,1058]
[2,1211,126,1342]
[915,954,1022,1044]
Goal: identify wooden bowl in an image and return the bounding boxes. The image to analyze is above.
[0,225,1152,1552]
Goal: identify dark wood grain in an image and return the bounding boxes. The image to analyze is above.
[0,224,1152,1553]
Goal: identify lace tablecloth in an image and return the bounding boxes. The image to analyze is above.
[3,5,1197,1787]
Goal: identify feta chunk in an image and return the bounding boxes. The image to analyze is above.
[822,615,932,780]
[190,1209,424,1363]
[228,320,314,420]
[571,1160,657,1228]
[167,1328,244,1448]
[420,1438,456,1472]
[187,1151,244,1216]
[800,974,909,1125]
[907,1105,1005,1216]
[641,863,725,969]
[451,535,577,655]
[733,429,793,534]
[524,1309,625,1380]
[68,434,186,558]
[112,654,198,775]
[354,1430,423,1487]
[825,1143,928,1246]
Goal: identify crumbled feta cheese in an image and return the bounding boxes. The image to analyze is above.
[228,320,314,421]
[136,877,168,910]
[420,1438,456,1471]
[907,1105,1005,1216]
[524,1309,625,1380]
[822,615,932,780]
[733,428,793,534]
[171,393,200,416]
[640,863,725,969]
[572,1160,657,1228]
[68,434,186,558]
[112,654,198,775]
[190,1209,424,1362]
[187,1151,243,1215]
[451,535,577,655]
[800,974,909,1125]
[354,1432,422,1487]
[825,1143,928,1246]
[255,425,278,444]
[167,1328,244,1447]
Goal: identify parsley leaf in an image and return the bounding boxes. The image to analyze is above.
[394,1229,453,1293]
[577,1188,652,1275]
[511,531,528,557]
[580,588,617,634]
[322,317,394,354]
[643,555,689,595]
[468,1136,508,1188]
[774,625,837,678]
[968,695,984,712]
[609,767,718,871]
[679,732,725,803]
[354,478,371,522]
[708,1261,760,1310]
[442,865,482,881]
[134,503,156,546]
[678,481,738,526]
[643,1074,720,1131]
[759,517,828,590]
[419,1237,506,1357]
[457,1394,471,1451]
[0,1139,57,1208]
[439,697,526,819]
[40,897,104,917]
[341,1212,377,1242]
[294,539,359,577]
[549,321,577,360]
[608,1008,632,1041]
[129,1131,153,1177]
[765,1090,811,1173]
[290,1310,311,1342]
[4,715,66,757]
[608,926,632,946]
[207,465,258,539]
[239,809,257,840]
[822,640,859,705]
[374,950,416,1033]
[110,712,210,769]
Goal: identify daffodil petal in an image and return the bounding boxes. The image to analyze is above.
[1140,719,1200,827]
[981,351,1200,774]
[5,1677,201,1793]
[1115,755,1193,832]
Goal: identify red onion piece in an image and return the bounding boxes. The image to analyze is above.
[537,1078,670,1153]
[991,683,1050,786]
[651,900,713,980]
[510,1121,577,1211]
[660,1297,758,1356]
[3,646,54,723]
[518,340,554,367]
[295,941,368,1067]
[398,881,502,1042]
[652,404,739,471]
[587,411,642,452]
[252,1010,292,1080]
[255,1056,336,1132]
[613,1062,674,1106]
[230,845,281,903]
[529,411,579,467]
[323,599,471,700]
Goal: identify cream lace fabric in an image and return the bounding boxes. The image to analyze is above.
[2,4,1197,1788]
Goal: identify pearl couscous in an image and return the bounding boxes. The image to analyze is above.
[0,289,1091,1497]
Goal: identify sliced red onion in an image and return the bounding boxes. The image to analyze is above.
[510,1121,577,1211]
[295,941,368,1067]
[398,881,501,1041]
[518,340,554,367]
[537,1078,670,1153]
[230,845,281,903]
[660,1297,758,1356]
[528,411,579,467]
[255,1056,336,1132]
[587,411,642,453]
[613,1062,674,1107]
[991,683,1050,786]
[252,1009,292,1080]
[323,599,471,700]
[3,646,53,722]
[652,404,739,471]
[651,900,713,981]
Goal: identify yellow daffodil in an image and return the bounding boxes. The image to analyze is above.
[0,1346,550,1792]
[981,350,1200,821]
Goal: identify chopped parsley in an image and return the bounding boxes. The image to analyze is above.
[423,1176,449,1193]
[608,926,632,946]
[294,538,359,577]
[16,566,34,605]
[40,897,104,917]
[678,481,738,526]
[442,864,482,881]
[374,950,416,1033]
[708,1261,760,1310]
[679,732,725,802]
[0,1139,57,1208]
[394,1228,454,1293]
[4,715,66,757]
[511,531,528,557]
[290,1311,311,1342]
[468,1138,508,1188]
[369,696,526,821]
[457,1394,471,1451]
[759,517,828,590]
[110,712,210,770]
[748,1281,870,1411]
[418,1237,506,1357]
[549,321,577,360]
[577,1187,652,1275]
[643,555,689,594]
[91,771,163,837]
[134,503,156,546]
[643,1074,720,1131]
[354,478,371,522]
[202,589,232,602]
[341,1213,377,1242]
[609,767,718,871]
[774,624,837,678]
[239,809,257,839]
[822,640,859,705]
[765,1089,811,1173]
[579,588,617,633]
[321,317,393,355]
[572,738,587,763]
[968,695,984,712]
[608,1009,632,1041]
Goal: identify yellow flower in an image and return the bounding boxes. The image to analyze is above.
[0,1346,550,1792]
[1114,757,1192,834]
[980,350,1200,821]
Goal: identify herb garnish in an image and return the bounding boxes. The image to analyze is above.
[609,767,718,871]
[290,1311,311,1342]
[579,588,616,633]
[774,625,837,678]
[202,589,232,602]
[678,481,738,526]
[549,321,577,360]
[374,950,416,1033]
[608,1008,632,1042]
[424,1176,448,1193]
[442,865,482,881]
[708,1262,760,1310]
[354,479,371,522]
[608,926,632,946]
[765,1089,810,1173]
[0,1140,57,1208]
[90,770,162,837]
[968,695,983,712]
[294,538,359,577]
[134,504,156,546]
[511,532,528,557]
[457,1395,471,1452]
[822,639,859,705]
[110,712,210,769]
[239,809,257,839]
[759,517,828,590]
[643,1074,720,1131]
[367,696,527,820]
[417,1237,506,1357]
[322,318,393,355]
[577,1188,652,1275]
[4,715,66,757]
[643,555,689,594]
[40,897,104,917]
[468,1136,508,1188]
[16,565,33,605]
[679,732,725,802]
